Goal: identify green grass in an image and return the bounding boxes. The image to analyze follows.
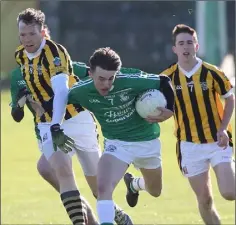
[1,90,235,224]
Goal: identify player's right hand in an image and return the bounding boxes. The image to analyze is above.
[17,87,31,108]
[50,123,75,153]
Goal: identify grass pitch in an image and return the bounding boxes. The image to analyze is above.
[1,90,235,224]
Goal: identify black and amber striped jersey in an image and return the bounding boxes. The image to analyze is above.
[15,38,83,123]
[160,59,234,146]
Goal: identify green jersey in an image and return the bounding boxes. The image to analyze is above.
[10,67,41,140]
[68,68,161,141]
[10,61,89,140]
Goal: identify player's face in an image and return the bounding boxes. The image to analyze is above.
[89,67,117,96]
[172,33,199,63]
[18,21,45,53]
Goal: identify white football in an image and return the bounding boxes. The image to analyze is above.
[135,89,167,118]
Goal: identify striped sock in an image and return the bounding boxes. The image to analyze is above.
[130,177,145,192]
[61,190,86,225]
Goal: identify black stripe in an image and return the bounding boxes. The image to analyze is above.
[170,72,181,139]
[28,58,47,122]
[46,39,60,58]
[64,109,72,120]
[66,205,83,212]
[186,76,207,142]
[210,69,228,95]
[38,50,53,119]
[63,198,81,206]
[57,44,73,74]
[39,49,54,97]
[69,212,84,219]
[200,65,218,141]
[176,140,182,171]
[73,219,85,224]
[228,130,233,147]
[18,50,47,122]
[174,69,192,142]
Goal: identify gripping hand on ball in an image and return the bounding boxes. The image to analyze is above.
[50,124,75,153]
[145,107,174,123]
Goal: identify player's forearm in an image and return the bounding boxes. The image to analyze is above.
[51,74,69,125]
[219,94,235,130]
[159,75,175,112]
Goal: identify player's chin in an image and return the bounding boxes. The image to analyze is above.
[99,89,109,96]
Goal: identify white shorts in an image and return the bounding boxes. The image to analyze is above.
[103,138,161,169]
[38,110,100,160]
[178,141,234,177]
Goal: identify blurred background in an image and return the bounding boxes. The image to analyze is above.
[1,1,235,83]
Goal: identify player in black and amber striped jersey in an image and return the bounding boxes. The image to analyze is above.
[160,24,235,225]
[15,8,97,224]
[14,17,132,225]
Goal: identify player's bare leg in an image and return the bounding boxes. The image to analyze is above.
[97,154,129,225]
[124,167,162,207]
[40,150,90,225]
[76,150,133,225]
[213,162,235,201]
[188,171,221,225]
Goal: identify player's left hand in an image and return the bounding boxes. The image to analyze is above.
[50,124,75,153]
[217,129,229,149]
[17,87,31,108]
[145,107,174,123]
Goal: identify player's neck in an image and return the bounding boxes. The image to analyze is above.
[25,38,46,60]
[177,58,198,72]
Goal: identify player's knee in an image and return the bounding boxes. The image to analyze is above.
[37,158,51,179]
[54,163,73,178]
[221,191,235,201]
[197,195,213,209]
[148,187,162,198]
[97,180,115,198]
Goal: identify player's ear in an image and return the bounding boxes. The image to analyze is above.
[88,70,92,78]
[41,28,46,37]
[172,46,177,54]
[195,43,200,52]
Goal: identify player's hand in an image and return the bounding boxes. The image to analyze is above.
[217,129,229,149]
[17,87,31,108]
[50,124,75,153]
[145,107,174,123]
[26,96,45,117]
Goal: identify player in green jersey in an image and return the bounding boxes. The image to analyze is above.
[68,47,175,225]
[10,61,133,224]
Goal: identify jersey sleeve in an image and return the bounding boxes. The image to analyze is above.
[10,68,26,108]
[127,72,161,92]
[212,68,233,96]
[68,83,82,105]
[44,41,72,78]
[72,61,89,79]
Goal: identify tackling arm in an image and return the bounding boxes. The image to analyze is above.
[159,75,175,112]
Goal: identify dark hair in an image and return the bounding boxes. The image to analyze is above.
[172,24,198,45]
[17,8,45,29]
[89,47,122,72]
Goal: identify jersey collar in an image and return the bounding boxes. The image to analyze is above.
[178,57,202,78]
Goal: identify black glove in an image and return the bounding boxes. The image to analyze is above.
[50,124,75,153]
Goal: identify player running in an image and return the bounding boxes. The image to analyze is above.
[13,8,132,225]
[68,47,175,225]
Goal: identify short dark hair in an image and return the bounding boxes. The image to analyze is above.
[17,8,45,29]
[172,24,198,45]
[89,47,122,72]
